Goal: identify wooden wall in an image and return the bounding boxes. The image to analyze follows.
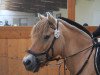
[0,26,97,75]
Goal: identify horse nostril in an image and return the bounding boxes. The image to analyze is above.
[23,60,31,66]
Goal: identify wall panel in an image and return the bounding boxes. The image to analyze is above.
[0,26,98,75]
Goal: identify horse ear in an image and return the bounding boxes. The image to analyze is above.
[38,13,45,20]
[47,12,57,24]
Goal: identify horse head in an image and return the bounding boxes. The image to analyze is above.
[22,12,65,72]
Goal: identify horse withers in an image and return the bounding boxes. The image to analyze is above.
[23,12,99,75]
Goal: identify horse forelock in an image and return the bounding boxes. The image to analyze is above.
[31,19,50,38]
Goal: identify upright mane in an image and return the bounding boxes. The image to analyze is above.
[58,17,92,38]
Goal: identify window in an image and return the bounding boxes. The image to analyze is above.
[13,18,20,26]
[20,18,28,26]
[0,0,2,4]
[13,18,28,26]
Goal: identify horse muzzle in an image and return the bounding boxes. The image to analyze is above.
[22,54,41,72]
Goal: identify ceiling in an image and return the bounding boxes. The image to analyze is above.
[0,0,67,13]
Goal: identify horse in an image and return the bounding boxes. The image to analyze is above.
[23,12,100,75]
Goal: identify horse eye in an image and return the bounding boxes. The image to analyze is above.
[44,35,50,40]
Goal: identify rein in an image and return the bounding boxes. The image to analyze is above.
[64,45,94,58]
[63,39,100,75]
[75,44,94,75]
[58,44,94,75]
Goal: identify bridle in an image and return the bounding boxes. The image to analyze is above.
[27,20,59,61]
[27,36,56,61]
[27,19,98,75]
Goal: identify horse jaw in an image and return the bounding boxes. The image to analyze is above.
[38,13,46,20]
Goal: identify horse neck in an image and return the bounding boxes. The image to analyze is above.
[60,22,93,56]
[60,22,96,75]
